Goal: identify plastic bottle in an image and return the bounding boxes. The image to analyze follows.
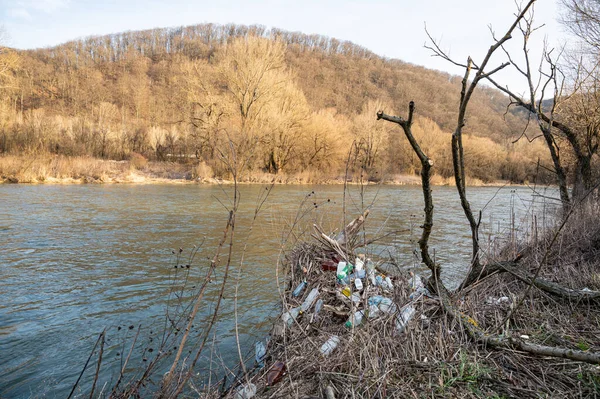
[292,281,307,297]
[255,341,266,366]
[336,261,354,280]
[341,285,351,297]
[365,258,375,273]
[345,310,365,328]
[409,287,431,300]
[301,288,319,312]
[375,275,384,287]
[408,273,424,291]
[351,293,361,303]
[336,261,347,279]
[385,277,394,290]
[355,257,364,271]
[368,296,397,313]
[282,306,301,326]
[395,305,416,333]
[368,271,376,286]
[234,383,257,399]
[367,304,381,319]
[320,335,340,356]
[354,278,363,290]
[314,299,323,315]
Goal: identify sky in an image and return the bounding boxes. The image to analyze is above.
[0,0,569,94]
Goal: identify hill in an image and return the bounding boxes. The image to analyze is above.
[0,23,550,183]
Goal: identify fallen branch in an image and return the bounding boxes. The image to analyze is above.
[495,261,600,301]
[438,289,600,365]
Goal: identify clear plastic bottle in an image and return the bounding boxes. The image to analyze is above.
[385,276,394,290]
[345,310,365,328]
[255,341,266,366]
[292,281,307,297]
[367,304,381,319]
[314,299,324,315]
[368,295,397,313]
[395,305,416,333]
[282,306,302,326]
[355,257,364,271]
[301,288,319,312]
[234,383,257,399]
[408,273,424,291]
[320,335,340,356]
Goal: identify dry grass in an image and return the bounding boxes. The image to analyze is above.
[0,155,129,183]
[0,155,197,183]
[0,154,521,187]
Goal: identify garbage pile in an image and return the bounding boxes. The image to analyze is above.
[233,212,434,398]
[281,254,420,338]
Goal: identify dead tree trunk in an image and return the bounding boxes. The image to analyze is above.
[377,102,441,287]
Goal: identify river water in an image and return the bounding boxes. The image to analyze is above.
[0,184,557,397]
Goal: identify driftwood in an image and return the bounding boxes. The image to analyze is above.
[336,209,370,245]
[312,209,370,260]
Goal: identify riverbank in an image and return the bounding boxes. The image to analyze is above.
[0,155,516,186]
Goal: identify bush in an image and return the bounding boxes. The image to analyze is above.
[129,152,148,170]
[193,161,214,180]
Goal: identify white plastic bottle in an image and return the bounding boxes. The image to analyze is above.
[354,278,363,290]
[320,335,340,356]
[355,257,364,271]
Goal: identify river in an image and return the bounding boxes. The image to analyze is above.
[0,183,558,397]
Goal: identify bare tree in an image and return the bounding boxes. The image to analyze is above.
[561,0,600,52]
[218,36,287,133]
[0,26,18,92]
[444,0,600,211]
[378,0,600,365]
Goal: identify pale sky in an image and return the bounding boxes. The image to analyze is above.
[0,0,568,94]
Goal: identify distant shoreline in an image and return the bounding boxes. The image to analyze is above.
[0,173,519,188]
[0,155,522,187]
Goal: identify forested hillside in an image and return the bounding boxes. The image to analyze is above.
[0,23,551,183]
